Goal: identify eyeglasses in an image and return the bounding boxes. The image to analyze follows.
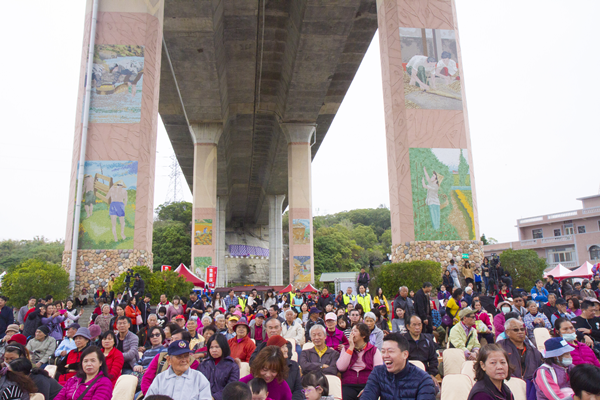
[508,328,526,332]
[150,333,162,338]
[301,386,321,395]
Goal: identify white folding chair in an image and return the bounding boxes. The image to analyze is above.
[239,362,251,378]
[302,342,314,351]
[111,375,137,400]
[441,374,473,400]
[30,394,44,400]
[409,360,426,371]
[505,377,527,400]
[325,374,342,400]
[442,348,466,375]
[460,360,475,382]
[44,365,57,379]
[534,328,551,352]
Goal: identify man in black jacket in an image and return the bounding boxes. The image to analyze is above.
[393,286,415,318]
[138,293,153,325]
[414,282,433,334]
[316,288,335,311]
[357,267,370,288]
[545,275,561,298]
[402,315,438,376]
[132,273,145,301]
[186,291,205,318]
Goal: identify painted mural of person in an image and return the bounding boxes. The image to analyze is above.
[406,55,437,90]
[422,167,442,230]
[83,174,96,218]
[436,51,458,85]
[106,180,128,242]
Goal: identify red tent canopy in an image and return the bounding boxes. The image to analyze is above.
[300,283,318,293]
[279,284,294,293]
[174,264,205,288]
[563,261,594,279]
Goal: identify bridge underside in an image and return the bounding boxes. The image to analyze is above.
[159,0,378,225]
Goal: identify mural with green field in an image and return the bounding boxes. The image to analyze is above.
[77,161,138,249]
[409,148,475,240]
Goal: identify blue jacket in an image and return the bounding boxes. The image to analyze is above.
[530,287,549,306]
[361,363,436,400]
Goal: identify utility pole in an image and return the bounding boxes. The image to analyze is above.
[165,154,183,204]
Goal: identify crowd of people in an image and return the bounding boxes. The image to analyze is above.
[0,263,599,400]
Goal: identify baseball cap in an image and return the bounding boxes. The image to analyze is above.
[255,313,265,318]
[175,315,186,320]
[310,307,320,314]
[229,316,239,322]
[168,340,192,356]
[325,312,337,321]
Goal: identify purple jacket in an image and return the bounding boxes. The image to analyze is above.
[325,328,349,349]
[42,315,66,341]
[569,341,600,367]
[54,373,113,400]
[197,356,240,400]
[493,313,506,338]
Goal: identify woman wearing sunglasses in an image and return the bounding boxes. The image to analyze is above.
[134,326,166,373]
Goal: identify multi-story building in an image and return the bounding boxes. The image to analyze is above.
[484,194,600,269]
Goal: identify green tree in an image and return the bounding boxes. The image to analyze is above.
[371,261,442,295]
[351,225,378,250]
[458,150,469,186]
[499,249,547,290]
[480,234,489,245]
[313,225,362,275]
[152,222,191,272]
[155,201,193,225]
[0,237,64,271]
[380,229,392,252]
[1,259,70,307]
[111,266,193,300]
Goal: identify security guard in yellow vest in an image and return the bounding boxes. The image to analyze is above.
[238,292,247,309]
[356,284,372,313]
[343,287,356,308]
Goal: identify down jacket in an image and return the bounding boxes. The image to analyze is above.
[361,363,436,400]
[569,341,600,367]
[54,372,113,400]
[197,356,240,400]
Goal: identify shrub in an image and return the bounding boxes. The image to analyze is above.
[1,259,71,307]
[371,260,442,297]
[111,266,193,301]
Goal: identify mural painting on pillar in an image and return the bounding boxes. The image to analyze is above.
[194,257,212,278]
[194,219,213,245]
[409,148,475,241]
[293,256,311,284]
[86,45,145,123]
[400,28,461,110]
[76,161,138,249]
[292,219,310,245]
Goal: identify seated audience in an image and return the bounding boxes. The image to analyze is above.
[467,344,515,400]
[197,334,239,400]
[299,325,339,375]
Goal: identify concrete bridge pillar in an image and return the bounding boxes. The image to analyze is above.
[62,0,164,294]
[268,195,286,286]
[376,0,484,266]
[282,123,316,286]
[190,123,223,279]
[216,195,228,287]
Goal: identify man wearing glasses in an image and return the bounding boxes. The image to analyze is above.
[448,308,480,360]
[497,318,542,399]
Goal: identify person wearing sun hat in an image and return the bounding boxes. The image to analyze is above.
[228,319,256,363]
[146,340,212,400]
[533,337,575,400]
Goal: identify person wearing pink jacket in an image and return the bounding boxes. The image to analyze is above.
[554,318,600,367]
[54,347,113,400]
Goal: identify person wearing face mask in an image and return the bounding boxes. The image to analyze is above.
[493,301,513,339]
[554,318,600,367]
[533,337,575,400]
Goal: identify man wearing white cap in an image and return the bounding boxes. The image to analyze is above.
[533,337,574,400]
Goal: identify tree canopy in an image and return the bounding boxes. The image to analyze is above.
[111,266,193,300]
[155,201,193,225]
[1,259,71,306]
[499,249,547,290]
[0,237,64,272]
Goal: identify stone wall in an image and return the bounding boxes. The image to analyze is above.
[391,240,484,266]
[62,250,153,295]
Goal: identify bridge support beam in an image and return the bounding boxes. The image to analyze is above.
[282,123,316,286]
[190,123,223,280]
[376,0,484,266]
[268,195,286,286]
[62,0,164,294]
[216,195,228,287]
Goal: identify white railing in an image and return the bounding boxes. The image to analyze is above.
[548,261,577,269]
[548,211,579,219]
[518,216,544,224]
[583,207,600,215]
[541,235,573,244]
[520,239,538,246]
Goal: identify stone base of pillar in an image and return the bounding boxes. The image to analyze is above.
[391,240,484,265]
[61,250,153,295]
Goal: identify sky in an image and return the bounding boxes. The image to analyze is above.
[1,1,599,245]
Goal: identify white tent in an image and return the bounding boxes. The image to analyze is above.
[543,264,572,279]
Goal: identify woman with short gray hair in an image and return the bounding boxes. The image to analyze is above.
[363,312,384,350]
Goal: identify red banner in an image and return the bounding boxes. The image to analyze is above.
[206,266,217,289]
[161,265,172,272]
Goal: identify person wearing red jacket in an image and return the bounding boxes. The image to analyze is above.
[58,327,91,383]
[99,330,124,385]
[324,312,349,351]
[228,320,256,363]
